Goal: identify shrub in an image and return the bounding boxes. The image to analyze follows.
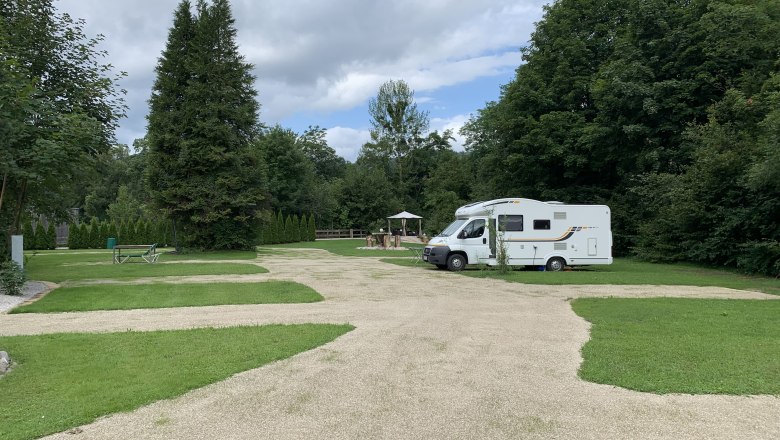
[737,241,780,278]
[46,222,57,249]
[34,222,48,250]
[0,260,26,296]
[22,221,35,250]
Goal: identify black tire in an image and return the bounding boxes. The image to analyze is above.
[436,264,448,270]
[447,253,467,271]
[546,257,566,272]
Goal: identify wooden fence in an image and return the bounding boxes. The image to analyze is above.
[315,229,368,239]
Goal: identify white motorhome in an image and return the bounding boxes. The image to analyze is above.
[422,198,612,271]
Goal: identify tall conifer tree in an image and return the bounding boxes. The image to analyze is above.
[147,0,266,250]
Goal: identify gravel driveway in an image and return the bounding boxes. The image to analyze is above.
[1,248,778,439]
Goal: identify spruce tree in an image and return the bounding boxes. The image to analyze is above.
[276,211,285,244]
[67,223,79,249]
[34,222,47,250]
[147,0,266,250]
[23,221,35,250]
[108,222,118,244]
[78,223,89,249]
[99,221,110,249]
[308,213,316,241]
[87,218,100,248]
[292,214,301,243]
[135,219,146,244]
[46,222,56,249]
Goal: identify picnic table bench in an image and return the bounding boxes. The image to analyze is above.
[112,244,160,264]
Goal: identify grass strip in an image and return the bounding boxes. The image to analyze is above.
[24,262,267,283]
[381,258,780,295]
[571,298,780,394]
[0,324,353,440]
[11,281,322,313]
[263,238,416,257]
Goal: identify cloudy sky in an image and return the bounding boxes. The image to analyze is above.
[55,0,548,161]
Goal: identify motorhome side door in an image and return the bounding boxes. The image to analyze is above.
[457,218,489,262]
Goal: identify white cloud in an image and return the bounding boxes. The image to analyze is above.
[54,0,547,152]
[324,126,371,162]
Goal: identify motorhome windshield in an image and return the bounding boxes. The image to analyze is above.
[438,219,468,237]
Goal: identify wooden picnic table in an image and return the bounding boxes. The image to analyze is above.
[112,244,159,264]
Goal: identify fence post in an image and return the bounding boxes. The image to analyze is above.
[350,229,354,238]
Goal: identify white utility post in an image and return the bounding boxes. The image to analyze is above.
[11,235,23,269]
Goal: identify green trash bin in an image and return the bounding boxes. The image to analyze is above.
[107,237,117,249]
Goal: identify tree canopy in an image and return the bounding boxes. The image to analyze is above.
[1,0,125,258]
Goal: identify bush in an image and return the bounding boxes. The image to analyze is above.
[0,260,26,296]
[737,241,780,278]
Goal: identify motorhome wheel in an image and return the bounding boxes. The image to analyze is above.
[447,254,466,271]
[546,257,566,272]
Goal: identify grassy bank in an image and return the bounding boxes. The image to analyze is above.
[11,281,322,313]
[571,298,780,394]
[0,324,353,440]
[23,250,266,283]
[262,238,417,258]
[383,257,780,295]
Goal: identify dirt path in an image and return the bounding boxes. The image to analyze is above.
[1,249,778,439]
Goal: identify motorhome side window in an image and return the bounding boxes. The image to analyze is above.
[533,220,551,230]
[461,219,486,238]
[498,215,523,231]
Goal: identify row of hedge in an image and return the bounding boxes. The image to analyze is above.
[259,212,315,245]
[22,222,57,250]
[68,219,173,249]
[22,212,315,251]
[21,219,172,250]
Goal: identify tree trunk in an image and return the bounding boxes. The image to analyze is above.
[11,179,28,235]
[0,173,7,212]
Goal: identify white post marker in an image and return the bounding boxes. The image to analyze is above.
[11,235,24,270]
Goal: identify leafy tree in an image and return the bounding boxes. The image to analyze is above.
[147,0,265,250]
[298,126,347,181]
[0,0,125,251]
[256,126,317,216]
[423,151,473,234]
[367,79,429,184]
[106,185,142,224]
[463,0,780,260]
[337,165,401,230]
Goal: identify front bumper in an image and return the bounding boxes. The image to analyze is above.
[423,246,450,265]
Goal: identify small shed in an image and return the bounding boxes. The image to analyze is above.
[387,211,423,236]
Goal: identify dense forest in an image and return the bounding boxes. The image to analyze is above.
[2,0,778,275]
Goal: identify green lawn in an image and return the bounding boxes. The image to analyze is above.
[0,325,352,440]
[11,281,322,313]
[263,238,417,257]
[382,257,780,295]
[571,298,780,395]
[23,250,266,283]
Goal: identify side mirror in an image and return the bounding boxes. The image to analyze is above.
[457,230,466,239]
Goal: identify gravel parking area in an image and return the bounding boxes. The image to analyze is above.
[1,249,777,439]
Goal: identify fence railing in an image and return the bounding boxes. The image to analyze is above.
[315,229,368,239]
